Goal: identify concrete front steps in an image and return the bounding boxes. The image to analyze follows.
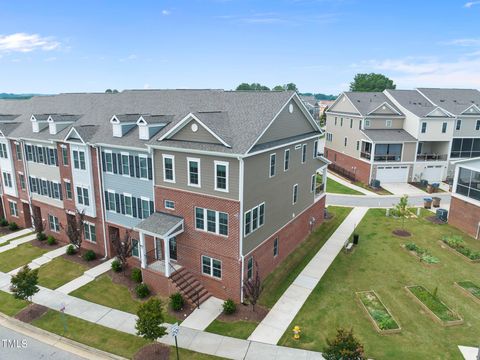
[170,267,211,306]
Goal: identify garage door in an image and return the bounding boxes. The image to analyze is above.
[422,165,443,183]
[376,166,409,183]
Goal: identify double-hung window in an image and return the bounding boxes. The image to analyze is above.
[107,191,116,211]
[48,214,60,232]
[269,154,276,177]
[202,255,222,279]
[311,174,316,192]
[19,174,25,190]
[0,143,8,159]
[247,257,254,279]
[421,122,427,134]
[26,145,33,161]
[442,122,448,133]
[104,152,113,173]
[244,203,265,236]
[141,198,150,219]
[139,156,148,179]
[284,149,290,171]
[456,119,462,131]
[48,148,56,165]
[132,239,139,257]
[62,146,68,166]
[84,223,96,243]
[301,144,307,163]
[163,155,175,182]
[65,181,72,199]
[187,158,200,187]
[386,120,392,128]
[2,172,12,188]
[121,154,129,175]
[476,120,480,131]
[313,140,318,158]
[8,201,18,217]
[165,200,175,210]
[292,184,298,204]
[215,161,228,191]
[15,143,22,160]
[77,186,90,206]
[124,195,133,216]
[195,207,228,236]
[73,150,86,170]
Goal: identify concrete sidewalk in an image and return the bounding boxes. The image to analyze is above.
[248,207,368,345]
[57,258,115,294]
[181,296,223,330]
[327,193,451,209]
[458,345,480,360]
[0,233,36,253]
[327,173,378,196]
[0,228,34,245]
[9,245,69,275]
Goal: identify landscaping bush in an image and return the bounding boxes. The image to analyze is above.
[169,292,184,311]
[131,268,142,283]
[66,244,76,255]
[8,222,18,231]
[135,283,150,299]
[0,218,8,227]
[442,235,480,260]
[223,299,237,315]
[324,328,366,360]
[111,259,122,272]
[46,236,57,246]
[404,242,439,264]
[36,232,47,241]
[82,250,96,261]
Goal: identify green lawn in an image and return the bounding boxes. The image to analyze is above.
[0,231,35,247]
[259,206,352,308]
[278,209,480,359]
[37,257,88,290]
[206,319,258,339]
[326,178,364,195]
[70,274,177,323]
[0,291,29,316]
[32,309,223,359]
[0,243,49,272]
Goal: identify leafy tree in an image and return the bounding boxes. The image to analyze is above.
[136,298,167,341]
[243,261,263,312]
[111,230,133,274]
[66,209,85,250]
[273,85,285,91]
[349,73,396,92]
[10,265,39,301]
[324,328,366,360]
[285,83,298,91]
[105,89,112,93]
[320,105,328,126]
[393,195,411,230]
[235,83,270,91]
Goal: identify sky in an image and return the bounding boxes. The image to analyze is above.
[0,0,479,95]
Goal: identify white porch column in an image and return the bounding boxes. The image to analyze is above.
[139,232,147,269]
[163,237,171,277]
[323,167,328,192]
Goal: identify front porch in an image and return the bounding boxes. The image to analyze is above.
[315,164,328,200]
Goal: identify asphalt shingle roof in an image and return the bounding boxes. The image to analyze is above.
[134,211,184,237]
[343,92,403,116]
[384,89,438,117]
[362,129,417,142]
[417,88,480,115]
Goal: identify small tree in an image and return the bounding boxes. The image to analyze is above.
[10,265,39,301]
[111,230,133,274]
[66,209,85,250]
[324,328,366,360]
[243,261,263,312]
[136,298,167,341]
[394,195,411,230]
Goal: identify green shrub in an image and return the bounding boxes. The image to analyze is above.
[135,283,150,299]
[66,244,76,255]
[36,232,47,241]
[405,242,418,251]
[421,254,440,264]
[0,218,8,227]
[442,235,464,249]
[82,250,96,261]
[131,268,142,283]
[8,222,18,231]
[223,299,236,315]
[111,259,122,272]
[46,236,57,246]
[169,292,184,311]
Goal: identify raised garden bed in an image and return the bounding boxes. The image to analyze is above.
[356,290,401,334]
[402,243,439,265]
[455,281,480,305]
[405,285,463,326]
[439,236,480,263]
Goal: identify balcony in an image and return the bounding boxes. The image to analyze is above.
[360,151,371,160]
[373,154,401,162]
[416,153,448,161]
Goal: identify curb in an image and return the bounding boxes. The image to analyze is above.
[0,312,126,360]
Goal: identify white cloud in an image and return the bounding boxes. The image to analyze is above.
[143,83,151,89]
[442,38,480,47]
[0,33,60,53]
[464,1,480,8]
[120,54,138,62]
[162,9,171,16]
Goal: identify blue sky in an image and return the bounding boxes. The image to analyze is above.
[0,0,479,94]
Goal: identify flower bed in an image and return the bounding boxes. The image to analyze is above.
[405,285,463,326]
[455,281,480,305]
[440,236,480,263]
[403,242,439,264]
[356,290,401,334]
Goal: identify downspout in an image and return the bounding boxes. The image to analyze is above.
[94,144,109,260]
[238,156,245,303]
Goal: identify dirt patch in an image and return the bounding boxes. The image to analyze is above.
[31,239,62,251]
[426,216,445,225]
[134,343,170,360]
[393,229,411,237]
[217,303,268,323]
[0,226,16,237]
[15,304,48,323]
[62,248,103,269]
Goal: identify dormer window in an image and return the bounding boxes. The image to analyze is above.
[31,114,49,133]
[136,115,169,140]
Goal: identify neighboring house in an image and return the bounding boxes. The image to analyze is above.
[300,95,320,121]
[318,100,335,116]
[0,90,327,304]
[449,157,480,239]
[324,88,477,185]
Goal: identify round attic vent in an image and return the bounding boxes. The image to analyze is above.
[191,123,198,132]
[289,104,294,113]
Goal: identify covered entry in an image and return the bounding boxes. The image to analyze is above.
[134,212,184,277]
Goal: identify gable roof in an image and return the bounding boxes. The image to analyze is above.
[417,88,480,116]
[339,92,404,117]
[384,89,444,117]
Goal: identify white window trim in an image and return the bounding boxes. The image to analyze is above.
[138,154,149,180]
[301,144,307,164]
[104,150,114,174]
[456,119,462,130]
[269,153,276,178]
[187,157,201,188]
[292,184,298,205]
[243,202,265,237]
[107,190,116,213]
[76,185,90,206]
[121,152,130,177]
[365,119,371,127]
[132,239,140,258]
[162,154,176,183]
[386,120,392,127]
[164,199,175,210]
[284,149,290,171]
[140,196,151,218]
[83,221,96,243]
[201,255,222,279]
[421,121,427,133]
[311,174,316,193]
[195,207,229,237]
[313,140,318,159]
[8,200,18,218]
[48,214,60,233]
[214,160,229,192]
[123,192,133,217]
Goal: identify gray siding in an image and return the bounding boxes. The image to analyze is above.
[402,142,417,162]
[242,137,322,255]
[454,116,480,137]
[154,149,239,200]
[365,118,404,129]
[170,119,222,144]
[257,100,316,145]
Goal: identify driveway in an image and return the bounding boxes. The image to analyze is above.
[381,182,425,196]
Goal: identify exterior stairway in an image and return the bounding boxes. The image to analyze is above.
[169,267,211,307]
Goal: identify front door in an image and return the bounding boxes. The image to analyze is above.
[22,203,32,228]
[169,237,177,261]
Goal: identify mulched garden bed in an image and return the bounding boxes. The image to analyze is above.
[426,216,446,225]
[31,239,63,251]
[217,303,268,323]
[0,226,17,237]
[15,304,48,323]
[62,248,103,269]
[134,343,170,360]
[392,229,411,237]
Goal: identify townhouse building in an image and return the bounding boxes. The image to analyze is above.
[325,88,480,185]
[0,90,327,303]
[449,157,480,239]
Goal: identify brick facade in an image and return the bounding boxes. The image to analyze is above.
[324,147,371,184]
[449,195,480,239]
